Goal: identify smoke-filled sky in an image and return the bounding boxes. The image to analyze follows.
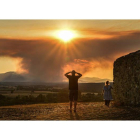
[0,20,140,82]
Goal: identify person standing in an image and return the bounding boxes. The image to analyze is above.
[103,81,113,107]
[65,70,82,112]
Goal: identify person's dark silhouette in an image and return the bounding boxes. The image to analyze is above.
[65,70,82,112]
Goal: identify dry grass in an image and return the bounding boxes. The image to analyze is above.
[0,102,140,120]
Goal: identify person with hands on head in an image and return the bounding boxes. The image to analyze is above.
[65,70,82,112]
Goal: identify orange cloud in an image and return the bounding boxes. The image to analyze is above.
[62,58,114,82]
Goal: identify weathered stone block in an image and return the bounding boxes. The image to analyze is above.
[113,50,140,105]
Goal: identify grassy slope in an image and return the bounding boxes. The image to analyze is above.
[0,102,140,120]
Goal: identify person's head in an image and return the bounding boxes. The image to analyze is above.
[105,81,110,86]
[72,70,75,76]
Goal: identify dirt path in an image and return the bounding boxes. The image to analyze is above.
[0,102,140,120]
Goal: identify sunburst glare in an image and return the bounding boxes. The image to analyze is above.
[56,30,76,42]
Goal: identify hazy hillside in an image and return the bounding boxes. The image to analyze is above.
[0,72,112,83]
[0,72,39,82]
[0,72,27,82]
[79,77,112,83]
[0,72,113,93]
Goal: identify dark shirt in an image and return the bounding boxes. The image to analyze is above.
[66,75,81,90]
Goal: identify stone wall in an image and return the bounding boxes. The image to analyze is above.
[113,50,140,105]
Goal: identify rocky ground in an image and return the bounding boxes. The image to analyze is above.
[0,102,140,120]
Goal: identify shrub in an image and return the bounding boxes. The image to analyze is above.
[36,94,46,103]
[0,94,6,100]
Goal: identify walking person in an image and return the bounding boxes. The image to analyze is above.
[103,81,113,107]
[65,70,82,112]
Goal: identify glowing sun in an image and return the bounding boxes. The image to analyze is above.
[57,30,75,42]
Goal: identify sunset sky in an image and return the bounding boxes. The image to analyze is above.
[0,20,140,82]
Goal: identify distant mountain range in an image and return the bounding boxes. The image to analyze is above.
[0,72,28,82]
[79,77,112,83]
[0,72,112,83]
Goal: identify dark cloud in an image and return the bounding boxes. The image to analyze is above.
[0,39,67,82]
[0,31,140,82]
[70,31,140,61]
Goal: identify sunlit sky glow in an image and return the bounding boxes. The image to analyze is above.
[0,20,140,82]
[56,30,76,42]
[1,20,140,39]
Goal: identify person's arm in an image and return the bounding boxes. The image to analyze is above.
[102,88,104,95]
[75,72,82,78]
[102,86,105,95]
[65,71,71,77]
